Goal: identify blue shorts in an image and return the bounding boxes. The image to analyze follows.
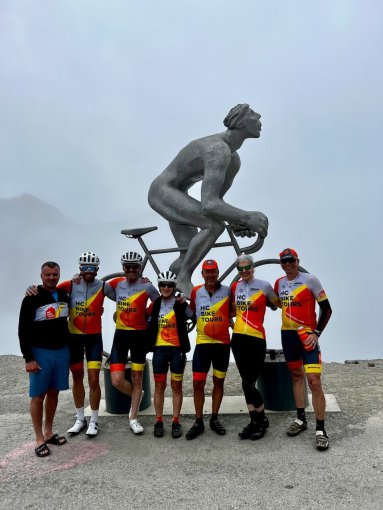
[152,346,186,376]
[29,346,70,397]
[281,330,322,374]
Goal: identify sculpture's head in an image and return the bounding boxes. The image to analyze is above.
[223,104,261,137]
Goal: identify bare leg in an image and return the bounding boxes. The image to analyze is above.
[71,368,85,408]
[30,395,45,446]
[129,370,143,420]
[193,380,206,419]
[290,366,306,408]
[171,379,183,418]
[211,376,225,414]
[307,373,326,420]
[43,388,59,439]
[111,371,133,396]
[153,380,167,417]
[247,403,265,412]
[88,369,101,411]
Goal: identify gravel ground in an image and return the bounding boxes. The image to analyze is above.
[1,355,382,510]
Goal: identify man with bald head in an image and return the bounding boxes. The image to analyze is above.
[148,104,268,296]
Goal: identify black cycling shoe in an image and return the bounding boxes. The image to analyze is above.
[238,417,269,440]
[262,416,270,430]
[153,421,164,438]
[250,424,266,440]
[186,421,205,440]
[250,417,269,441]
[171,422,182,439]
[209,419,226,436]
[238,421,258,440]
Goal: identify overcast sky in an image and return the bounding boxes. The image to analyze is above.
[1,0,382,361]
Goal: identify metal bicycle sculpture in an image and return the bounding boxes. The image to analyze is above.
[101,224,308,286]
[101,223,265,284]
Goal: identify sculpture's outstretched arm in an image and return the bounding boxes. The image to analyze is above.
[200,147,268,238]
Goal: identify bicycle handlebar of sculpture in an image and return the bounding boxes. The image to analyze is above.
[121,226,265,258]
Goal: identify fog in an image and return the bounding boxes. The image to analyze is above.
[1,1,382,361]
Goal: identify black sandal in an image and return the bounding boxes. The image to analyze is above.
[35,443,50,458]
[45,434,67,446]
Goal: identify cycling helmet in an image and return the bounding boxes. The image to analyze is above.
[121,252,143,265]
[157,271,177,284]
[78,251,100,266]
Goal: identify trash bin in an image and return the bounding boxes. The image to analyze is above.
[257,349,309,412]
[103,358,151,414]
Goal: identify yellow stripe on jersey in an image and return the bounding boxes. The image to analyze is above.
[289,284,307,299]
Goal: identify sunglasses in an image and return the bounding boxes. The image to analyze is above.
[123,264,140,270]
[159,283,176,289]
[80,265,98,273]
[281,258,297,264]
[237,264,252,272]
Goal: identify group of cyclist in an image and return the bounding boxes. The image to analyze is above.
[19,247,332,457]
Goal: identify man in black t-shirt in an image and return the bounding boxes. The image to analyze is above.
[18,261,70,458]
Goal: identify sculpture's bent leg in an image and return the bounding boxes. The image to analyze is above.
[175,220,225,297]
[169,222,198,275]
[148,185,225,295]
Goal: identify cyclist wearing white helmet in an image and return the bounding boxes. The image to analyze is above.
[108,252,159,434]
[78,251,101,266]
[25,251,117,438]
[146,271,194,439]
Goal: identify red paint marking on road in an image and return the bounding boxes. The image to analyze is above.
[47,442,108,473]
[0,441,109,482]
[0,442,35,468]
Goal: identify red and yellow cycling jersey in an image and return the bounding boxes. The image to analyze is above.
[274,272,328,332]
[190,284,231,345]
[109,277,159,331]
[231,278,279,339]
[58,279,115,335]
[149,297,181,347]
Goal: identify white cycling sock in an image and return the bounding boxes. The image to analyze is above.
[91,410,99,423]
[76,407,85,421]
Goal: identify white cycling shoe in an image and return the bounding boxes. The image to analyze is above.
[86,421,98,437]
[129,419,144,434]
[68,418,87,435]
